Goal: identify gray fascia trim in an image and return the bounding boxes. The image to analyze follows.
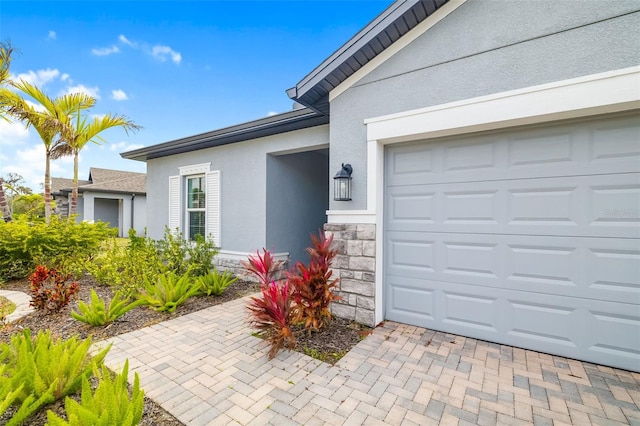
[288,0,447,110]
[60,187,146,196]
[293,0,410,94]
[121,108,328,162]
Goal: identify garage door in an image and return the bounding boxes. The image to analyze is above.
[384,113,640,372]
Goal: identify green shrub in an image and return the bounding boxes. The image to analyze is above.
[157,227,218,276]
[71,289,145,326]
[196,268,238,296]
[87,228,218,295]
[46,360,144,426]
[136,270,199,313]
[0,329,110,424]
[0,216,115,281]
[29,265,80,313]
[85,231,163,296]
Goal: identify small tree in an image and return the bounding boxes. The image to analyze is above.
[0,41,16,222]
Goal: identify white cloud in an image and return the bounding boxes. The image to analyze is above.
[119,34,134,46]
[92,45,120,56]
[61,73,70,82]
[65,84,101,99]
[14,68,60,86]
[0,118,29,146]
[118,34,138,47]
[109,141,144,152]
[152,45,182,64]
[111,89,128,101]
[267,111,278,117]
[48,30,56,40]
[3,144,46,190]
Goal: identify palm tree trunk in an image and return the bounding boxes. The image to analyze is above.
[70,150,79,216]
[0,178,12,222]
[44,150,51,224]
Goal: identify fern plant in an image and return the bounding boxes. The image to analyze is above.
[46,360,144,426]
[136,270,199,313]
[0,329,110,425]
[196,269,238,296]
[71,289,144,326]
[0,362,47,426]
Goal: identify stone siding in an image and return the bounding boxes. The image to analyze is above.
[324,223,376,326]
[213,255,288,283]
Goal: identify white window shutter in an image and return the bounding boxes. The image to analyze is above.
[168,175,180,233]
[206,170,220,247]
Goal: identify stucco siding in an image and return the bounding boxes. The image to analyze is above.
[266,149,329,264]
[145,124,329,251]
[329,0,640,210]
[132,195,146,236]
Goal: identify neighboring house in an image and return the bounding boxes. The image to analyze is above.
[122,0,640,372]
[51,167,146,237]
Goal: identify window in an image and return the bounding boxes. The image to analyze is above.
[186,176,205,240]
[168,164,220,246]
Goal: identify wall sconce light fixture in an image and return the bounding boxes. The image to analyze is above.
[333,163,353,201]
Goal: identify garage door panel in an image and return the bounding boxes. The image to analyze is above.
[387,114,640,187]
[586,308,640,363]
[587,247,640,297]
[386,278,639,371]
[387,173,640,238]
[444,139,498,172]
[589,181,640,229]
[591,115,640,163]
[387,231,639,304]
[508,128,575,168]
[386,275,436,324]
[442,291,500,333]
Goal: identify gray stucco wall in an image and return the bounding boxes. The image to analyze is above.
[145,125,329,253]
[266,149,329,265]
[330,0,640,210]
[132,195,146,236]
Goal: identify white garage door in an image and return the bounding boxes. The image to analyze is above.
[384,113,640,372]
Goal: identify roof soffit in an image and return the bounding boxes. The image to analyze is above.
[288,0,456,113]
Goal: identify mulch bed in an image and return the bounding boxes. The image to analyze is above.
[0,275,371,425]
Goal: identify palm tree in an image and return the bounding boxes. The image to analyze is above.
[63,111,141,215]
[3,81,94,224]
[0,40,16,221]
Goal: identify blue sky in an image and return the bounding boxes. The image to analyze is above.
[0,0,392,190]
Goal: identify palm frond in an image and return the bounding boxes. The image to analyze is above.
[74,113,142,149]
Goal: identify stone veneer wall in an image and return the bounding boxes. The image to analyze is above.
[213,255,288,283]
[324,223,376,327]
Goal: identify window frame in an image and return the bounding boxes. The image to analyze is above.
[185,174,206,240]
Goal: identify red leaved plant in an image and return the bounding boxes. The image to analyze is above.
[242,248,281,287]
[244,249,295,359]
[287,231,341,332]
[247,280,295,359]
[29,265,80,313]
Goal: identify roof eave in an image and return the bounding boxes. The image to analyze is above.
[288,0,448,112]
[121,108,328,162]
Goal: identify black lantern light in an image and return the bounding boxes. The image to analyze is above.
[333,163,353,201]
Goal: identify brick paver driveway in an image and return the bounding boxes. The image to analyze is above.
[100,295,640,425]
